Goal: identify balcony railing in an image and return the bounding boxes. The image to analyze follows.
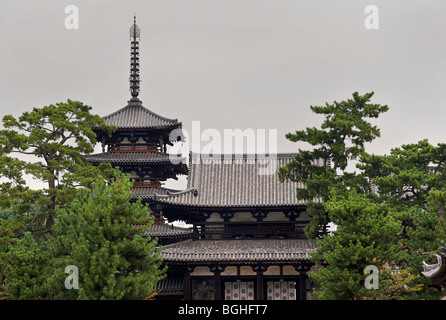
[131,178,161,188]
[199,222,306,239]
[109,143,159,153]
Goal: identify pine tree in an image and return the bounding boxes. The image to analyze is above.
[359,139,446,212]
[0,205,45,298]
[403,199,446,299]
[359,139,446,298]
[1,232,49,299]
[280,93,446,299]
[0,99,115,234]
[309,190,406,300]
[278,91,388,237]
[361,260,423,300]
[46,173,166,300]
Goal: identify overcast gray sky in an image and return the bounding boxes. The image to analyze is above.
[1,0,446,189]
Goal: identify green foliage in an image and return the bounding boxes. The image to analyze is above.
[283,91,388,173]
[310,190,405,300]
[358,139,446,298]
[0,100,164,300]
[279,92,388,237]
[1,232,49,299]
[0,204,41,294]
[281,92,446,299]
[361,261,424,300]
[359,139,446,211]
[402,204,446,299]
[0,99,116,233]
[46,173,166,300]
[280,91,446,299]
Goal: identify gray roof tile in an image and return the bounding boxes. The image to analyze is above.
[101,103,181,130]
[161,239,318,262]
[143,223,194,238]
[154,153,319,208]
[87,151,184,165]
[155,273,184,295]
[130,187,178,200]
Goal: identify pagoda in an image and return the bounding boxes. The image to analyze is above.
[88,16,188,222]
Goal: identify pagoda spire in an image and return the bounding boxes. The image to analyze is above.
[129,15,141,103]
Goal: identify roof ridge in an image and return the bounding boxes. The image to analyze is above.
[133,103,179,123]
[88,151,173,156]
[103,103,179,123]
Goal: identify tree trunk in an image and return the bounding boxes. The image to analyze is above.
[439,201,445,220]
[46,174,56,230]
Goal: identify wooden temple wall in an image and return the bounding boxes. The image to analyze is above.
[184,264,311,300]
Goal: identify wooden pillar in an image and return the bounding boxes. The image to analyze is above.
[257,273,264,300]
[211,265,224,300]
[299,270,307,300]
[254,265,266,300]
[184,267,193,300]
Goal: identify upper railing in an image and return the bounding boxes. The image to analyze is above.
[132,177,162,188]
[109,143,160,153]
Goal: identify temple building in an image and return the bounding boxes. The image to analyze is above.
[88,16,321,300]
[151,153,319,300]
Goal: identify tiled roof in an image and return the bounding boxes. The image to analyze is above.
[154,153,318,208]
[155,273,184,295]
[87,151,185,166]
[161,239,318,263]
[130,187,176,200]
[143,223,194,238]
[101,102,181,130]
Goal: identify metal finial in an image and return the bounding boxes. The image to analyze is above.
[129,15,141,103]
[129,15,140,40]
